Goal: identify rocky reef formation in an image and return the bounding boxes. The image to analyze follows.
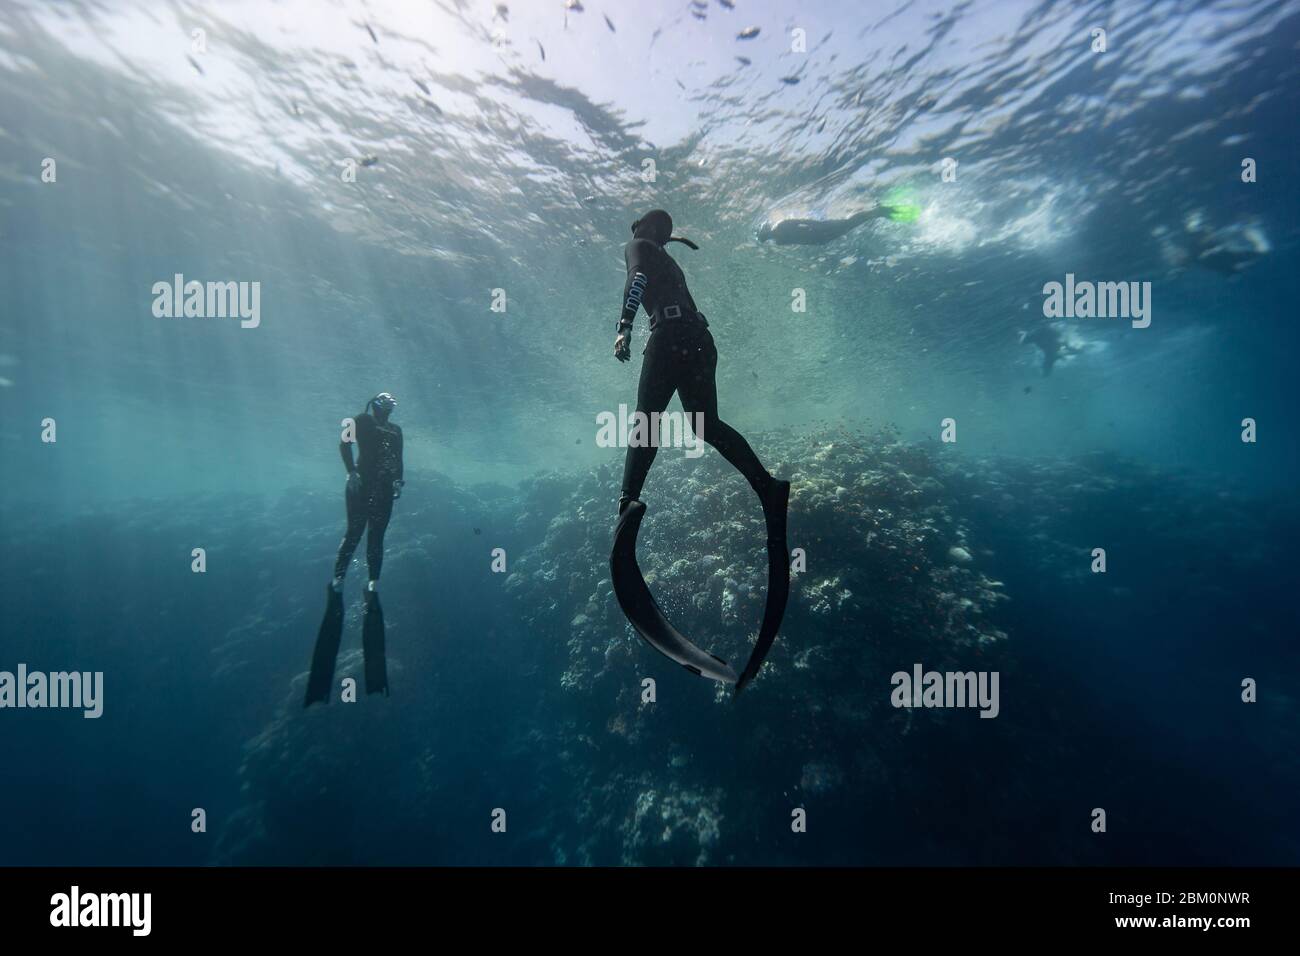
[503,427,1021,864]
[213,427,1298,866]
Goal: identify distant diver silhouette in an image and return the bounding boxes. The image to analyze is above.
[305,392,402,707]
[1183,211,1271,276]
[756,200,918,245]
[1018,325,1080,377]
[610,210,790,692]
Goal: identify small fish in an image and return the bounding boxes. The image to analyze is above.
[692,10,707,20]
[575,437,582,444]
[413,77,431,95]
[1023,385,1033,394]
[604,13,615,32]
[737,26,760,39]
[537,39,546,60]
[717,0,735,8]
[473,527,482,535]
[495,3,509,20]
[735,55,750,65]
[779,75,799,85]
[365,22,378,44]
[690,0,707,8]
[360,155,378,167]
[187,54,205,76]
[676,78,686,90]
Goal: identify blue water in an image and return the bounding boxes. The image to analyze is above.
[1,0,1297,865]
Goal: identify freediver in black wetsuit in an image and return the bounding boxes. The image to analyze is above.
[332,392,405,592]
[610,209,790,692]
[305,392,404,706]
[756,202,903,246]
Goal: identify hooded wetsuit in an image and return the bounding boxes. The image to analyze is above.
[617,236,773,505]
[334,411,403,580]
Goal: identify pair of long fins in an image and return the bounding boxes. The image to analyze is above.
[610,481,790,693]
[304,587,389,707]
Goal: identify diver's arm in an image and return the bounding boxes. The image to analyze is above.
[343,413,369,481]
[619,242,651,330]
[340,438,361,493]
[615,241,651,362]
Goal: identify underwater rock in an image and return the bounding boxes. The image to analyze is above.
[206,427,1297,866]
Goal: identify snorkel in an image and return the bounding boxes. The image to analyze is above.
[632,209,699,250]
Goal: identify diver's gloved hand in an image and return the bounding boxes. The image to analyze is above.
[392,479,405,500]
[614,331,632,363]
[346,471,361,494]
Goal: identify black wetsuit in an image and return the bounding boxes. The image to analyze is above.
[334,412,403,581]
[618,237,772,504]
[763,209,875,245]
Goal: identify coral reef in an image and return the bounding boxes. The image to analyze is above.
[208,427,1298,865]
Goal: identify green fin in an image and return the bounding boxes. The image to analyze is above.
[886,202,921,223]
[882,186,921,223]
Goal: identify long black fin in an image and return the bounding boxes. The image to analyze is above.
[305,586,345,707]
[610,501,738,684]
[736,480,791,693]
[363,590,389,696]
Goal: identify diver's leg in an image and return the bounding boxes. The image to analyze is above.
[363,490,395,588]
[677,327,774,499]
[619,329,677,512]
[332,482,366,588]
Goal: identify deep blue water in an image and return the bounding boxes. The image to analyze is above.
[1,0,1297,866]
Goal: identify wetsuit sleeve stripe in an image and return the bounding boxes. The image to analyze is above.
[619,240,652,332]
[620,270,648,330]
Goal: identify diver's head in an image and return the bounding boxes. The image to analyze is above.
[756,221,774,243]
[631,209,674,245]
[368,392,397,421]
[630,209,700,251]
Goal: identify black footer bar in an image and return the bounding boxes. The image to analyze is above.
[0,866,1287,940]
